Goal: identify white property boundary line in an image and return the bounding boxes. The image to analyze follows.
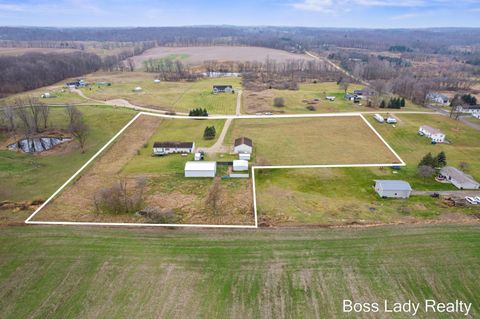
[25,111,405,229]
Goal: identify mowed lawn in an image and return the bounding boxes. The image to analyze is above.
[244,82,426,114]
[368,113,480,182]
[225,116,401,165]
[123,118,226,174]
[0,225,479,319]
[255,113,480,226]
[80,72,240,114]
[255,167,480,226]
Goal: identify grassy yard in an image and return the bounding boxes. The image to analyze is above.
[79,72,240,114]
[255,113,480,226]
[0,225,479,318]
[0,105,136,223]
[244,82,426,114]
[224,116,400,166]
[368,113,480,181]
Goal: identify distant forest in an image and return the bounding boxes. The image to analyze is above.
[2,26,480,53]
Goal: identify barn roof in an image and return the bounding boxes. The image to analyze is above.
[420,125,443,135]
[153,141,194,148]
[185,161,216,171]
[234,137,253,147]
[375,180,412,191]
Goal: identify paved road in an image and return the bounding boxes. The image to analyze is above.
[412,190,480,197]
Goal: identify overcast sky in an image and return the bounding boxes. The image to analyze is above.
[1,0,480,28]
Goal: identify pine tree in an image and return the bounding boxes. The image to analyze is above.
[380,100,386,108]
[418,152,434,167]
[400,98,406,107]
[436,151,447,167]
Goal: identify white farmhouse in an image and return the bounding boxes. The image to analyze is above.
[153,142,195,156]
[418,125,445,143]
[458,105,480,116]
[184,161,217,178]
[213,85,233,94]
[233,137,253,154]
[374,180,412,199]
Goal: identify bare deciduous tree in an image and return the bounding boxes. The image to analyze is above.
[65,105,89,153]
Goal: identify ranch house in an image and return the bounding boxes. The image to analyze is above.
[418,125,445,143]
[458,105,480,116]
[233,137,253,154]
[374,180,412,199]
[153,141,195,156]
[439,166,480,190]
[213,85,233,94]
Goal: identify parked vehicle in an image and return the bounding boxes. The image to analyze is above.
[386,117,397,124]
[373,114,384,123]
[264,112,273,115]
[465,196,478,205]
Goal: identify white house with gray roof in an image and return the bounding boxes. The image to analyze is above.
[418,125,445,143]
[374,180,412,199]
[439,167,480,190]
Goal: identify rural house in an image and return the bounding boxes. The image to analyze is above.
[418,125,445,143]
[427,92,449,105]
[213,85,233,93]
[233,137,253,154]
[153,141,195,156]
[374,180,412,199]
[458,105,480,116]
[184,161,217,178]
[439,166,480,190]
[353,88,375,99]
[64,79,86,88]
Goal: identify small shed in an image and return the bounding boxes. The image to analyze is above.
[439,166,480,190]
[185,161,216,178]
[374,180,412,199]
[154,79,161,83]
[233,137,253,154]
[239,153,251,161]
[133,86,143,92]
[233,160,249,172]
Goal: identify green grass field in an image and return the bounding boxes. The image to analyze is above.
[123,118,226,174]
[255,113,480,226]
[0,105,136,223]
[224,116,400,165]
[244,82,426,114]
[0,225,479,318]
[80,72,240,114]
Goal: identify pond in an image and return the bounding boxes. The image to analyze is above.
[7,137,72,153]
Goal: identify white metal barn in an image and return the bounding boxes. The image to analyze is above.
[184,161,217,178]
[418,125,445,143]
[374,180,412,199]
[233,160,249,171]
[233,137,253,154]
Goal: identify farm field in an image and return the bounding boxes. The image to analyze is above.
[255,113,480,226]
[132,45,315,69]
[37,116,254,225]
[78,72,240,114]
[244,82,427,114]
[224,116,401,165]
[0,105,135,224]
[0,225,479,318]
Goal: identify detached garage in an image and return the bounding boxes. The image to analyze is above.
[184,161,217,178]
[374,180,412,199]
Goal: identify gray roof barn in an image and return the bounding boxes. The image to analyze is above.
[374,180,412,199]
[439,166,480,190]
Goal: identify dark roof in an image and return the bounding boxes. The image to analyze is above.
[234,137,252,147]
[153,141,194,148]
[213,85,233,90]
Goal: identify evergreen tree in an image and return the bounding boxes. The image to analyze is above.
[203,126,216,140]
[400,98,406,107]
[380,100,386,108]
[436,151,447,167]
